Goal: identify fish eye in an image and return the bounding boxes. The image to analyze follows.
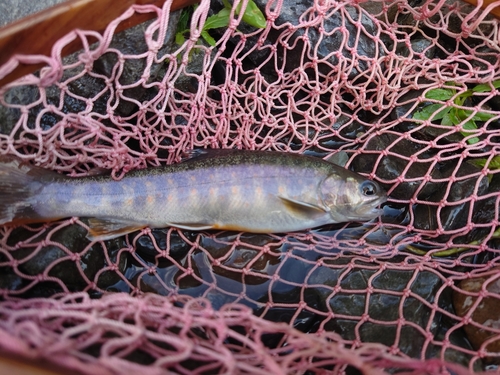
[360,181,377,196]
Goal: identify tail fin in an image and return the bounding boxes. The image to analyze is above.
[0,157,62,225]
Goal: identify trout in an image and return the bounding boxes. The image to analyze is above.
[0,150,386,240]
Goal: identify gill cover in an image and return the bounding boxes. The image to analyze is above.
[319,173,385,222]
[319,174,359,209]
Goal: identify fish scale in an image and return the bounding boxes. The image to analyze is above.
[0,150,387,240]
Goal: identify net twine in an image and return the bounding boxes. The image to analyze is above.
[0,0,500,373]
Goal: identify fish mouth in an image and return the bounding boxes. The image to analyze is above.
[351,195,388,221]
[371,194,388,207]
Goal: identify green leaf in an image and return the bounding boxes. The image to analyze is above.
[224,0,266,29]
[442,109,480,144]
[174,7,192,45]
[459,109,496,122]
[454,108,471,123]
[460,119,480,144]
[413,103,450,121]
[469,155,500,170]
[178,7,190,32]
[425,88,455,101]
[175,32,185,45]
[472,79,500,92]
[462,119,477,131]
[457,108,496,122]
[441,112,454,126]
[447,108,461,125]
[465,137,479,145]
[240,0,267,28]
[201,30,216,46]
[203,9,231,30]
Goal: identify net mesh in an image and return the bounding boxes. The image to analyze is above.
[0,0,500,373]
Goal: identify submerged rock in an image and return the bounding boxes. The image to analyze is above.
[412,160,489,235]
[453,269,500,362]
[7,223,128,293]
[307,258,448,359]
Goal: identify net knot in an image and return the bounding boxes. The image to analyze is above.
[389,345,400,355]
[108,264,119,272]
[478,289,488,298]
[477,348,490,358]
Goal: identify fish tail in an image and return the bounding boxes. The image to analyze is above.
[0,157,62,225]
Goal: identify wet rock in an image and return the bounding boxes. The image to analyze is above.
[471,173,500,225]
[89,10,182,118]
[189,234,284,309]
[222,0,384,80]
[395,31,436,59]
[94,236,129,290]
[426,287,482,370]
[9,223,127,292]
[390,90,423,122]
[259,307,319,334]
[0,9,182,140]
[133,228,197,262]
[351,132,442,200]
[0,268,25,292]
[308,260,443,358]
[14,225,89,280]
[470,46,500,75]
[0,85,39,134]
[453,268,500,363]
[412,159,489,233]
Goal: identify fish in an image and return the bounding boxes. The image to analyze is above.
[0,150,387,241]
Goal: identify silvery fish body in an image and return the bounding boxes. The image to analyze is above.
[0,150,386,240]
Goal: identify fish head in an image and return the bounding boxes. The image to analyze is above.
[319,173,387,223]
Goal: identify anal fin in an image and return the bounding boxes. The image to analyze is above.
[87,218,146,241]
[87,218,218,240]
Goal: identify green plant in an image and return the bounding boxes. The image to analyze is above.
[405,227,500,257]
[413,80,500,145]
[175,0,266,47]
[469,155,500,170]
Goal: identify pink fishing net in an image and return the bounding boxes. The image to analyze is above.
[1,0,500,373]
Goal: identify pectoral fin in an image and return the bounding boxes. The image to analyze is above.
[87,218,146,241]
[278,196,328,217]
